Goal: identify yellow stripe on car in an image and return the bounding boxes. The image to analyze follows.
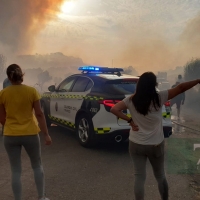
[48,115,76,128]
[94,127,111,134]
[118,113,131,120]
[42,94,104,101]
[162,112,171,118]
[118,113,170,120]
[48,115,111,133]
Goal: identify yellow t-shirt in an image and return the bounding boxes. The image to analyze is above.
[0,84,41,136]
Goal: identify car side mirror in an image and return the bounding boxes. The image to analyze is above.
[48,85,56,92]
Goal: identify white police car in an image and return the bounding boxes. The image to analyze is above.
[41,66,172,147]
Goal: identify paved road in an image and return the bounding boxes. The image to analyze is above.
[0,125,199,200]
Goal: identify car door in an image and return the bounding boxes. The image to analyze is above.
[61,76,93,124]
[50,76,77,121]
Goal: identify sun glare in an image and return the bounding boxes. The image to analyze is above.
[61,1,76,14]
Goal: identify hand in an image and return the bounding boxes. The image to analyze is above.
[45,134,52,145]
[130,121,139,131]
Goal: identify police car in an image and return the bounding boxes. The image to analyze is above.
[41,66,172,147]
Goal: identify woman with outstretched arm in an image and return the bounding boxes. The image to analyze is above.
[111,72,200,200]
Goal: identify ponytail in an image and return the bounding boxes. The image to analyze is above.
[6,64,24,83]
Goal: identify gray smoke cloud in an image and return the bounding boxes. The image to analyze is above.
[179,14,200,58]
[117,13,200,73]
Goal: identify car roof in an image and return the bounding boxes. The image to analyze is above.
[70,73,139,81]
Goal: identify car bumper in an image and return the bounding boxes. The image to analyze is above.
[95,126,172,142]
[95,129,130,142]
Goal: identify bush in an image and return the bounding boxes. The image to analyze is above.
[184,59,200,111]
[184,58,200,81]
[185,89,200,112]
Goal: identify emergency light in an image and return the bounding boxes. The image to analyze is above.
[78,66,124,73]
[79,66,100,71]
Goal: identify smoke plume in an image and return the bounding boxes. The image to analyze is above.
[179,14,200,59]
[0,0,65,54]
[117,13,200,73]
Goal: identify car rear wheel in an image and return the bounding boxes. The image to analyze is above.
[41,102,51,128]
[76,114,95,147]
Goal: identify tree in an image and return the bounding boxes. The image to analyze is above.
[184,58,200,81]
[183,58,200,111]
[54,77,62,86]
[123,66,138,76]
[37,70,52,91]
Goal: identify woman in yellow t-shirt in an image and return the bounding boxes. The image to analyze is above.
[0,64,52,200]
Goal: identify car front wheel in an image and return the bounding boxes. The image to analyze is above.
[76,114,95,147]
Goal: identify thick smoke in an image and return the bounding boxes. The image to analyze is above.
[116,14,200,73]
[1,0,200,75]
[179,14,200,59]
[115,35,176,73]
[0,0,64,54]
[46,13,200,74]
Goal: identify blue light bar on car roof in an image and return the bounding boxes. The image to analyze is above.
[79,66,100,71]
[78,66,124,73]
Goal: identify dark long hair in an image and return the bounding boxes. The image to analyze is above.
[7,64,24,83]
[131,72,160,115]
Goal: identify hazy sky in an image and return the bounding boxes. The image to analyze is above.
[1,0,200,73]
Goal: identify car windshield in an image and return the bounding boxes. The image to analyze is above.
[104,79,137,95]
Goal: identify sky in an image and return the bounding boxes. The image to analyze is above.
[1,0,200,73]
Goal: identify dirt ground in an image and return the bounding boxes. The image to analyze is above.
[0,106,200,199]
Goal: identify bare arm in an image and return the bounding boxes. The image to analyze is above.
[33,100,48,135]
[110,101,130,121]
[33,100,52,145]
[111,101,139,131]
[168,79,200,100]
[0,104,6,125]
